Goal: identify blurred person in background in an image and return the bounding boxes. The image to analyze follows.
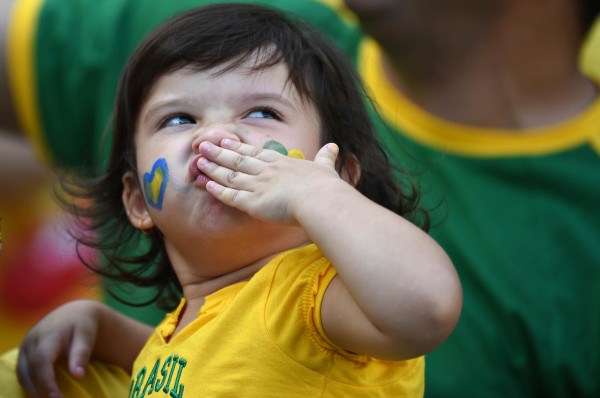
[1,0,599,396]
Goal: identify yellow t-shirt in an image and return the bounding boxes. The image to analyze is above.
[129,244,424,397]
[0,348,130,398]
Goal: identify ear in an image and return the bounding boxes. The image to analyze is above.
[122,171,155,231]
[338,155,361,187]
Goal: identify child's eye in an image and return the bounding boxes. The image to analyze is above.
[246,107,280,120]
[161,114,196,128]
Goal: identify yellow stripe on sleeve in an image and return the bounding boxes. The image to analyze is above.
[7,0,49,164]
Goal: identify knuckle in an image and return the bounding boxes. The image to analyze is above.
[226,171,239,184]
[251,148,264,158]
[229,189,239,204]
[221,187,238,204]
[233,154,247,169]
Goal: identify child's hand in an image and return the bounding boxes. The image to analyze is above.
[16,300,104,398]
[197,139,343,223]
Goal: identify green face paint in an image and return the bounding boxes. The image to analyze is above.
[263,140,305,159]
[263,140,288,155]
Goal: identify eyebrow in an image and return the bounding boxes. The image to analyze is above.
[242,92,298,109]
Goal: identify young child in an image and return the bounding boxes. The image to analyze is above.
[8,4,462,397]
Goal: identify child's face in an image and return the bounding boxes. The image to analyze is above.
[124,59,321,269]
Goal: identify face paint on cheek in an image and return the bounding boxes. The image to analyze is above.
[287,149,305,160]
[263,140,305,160]
[143,158,169,210]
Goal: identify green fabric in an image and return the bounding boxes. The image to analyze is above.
[29,0,600,396]
[371,103,600,396]
[406,140,600,397]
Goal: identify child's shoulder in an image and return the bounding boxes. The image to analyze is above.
[259,243,332,292]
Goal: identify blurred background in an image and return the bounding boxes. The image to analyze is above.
[1,0,600,357]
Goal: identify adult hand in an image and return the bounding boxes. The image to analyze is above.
[17,300,104,398]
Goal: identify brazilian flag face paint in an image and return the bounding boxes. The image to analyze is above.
[144,158,169,210]
[263,140,305,159]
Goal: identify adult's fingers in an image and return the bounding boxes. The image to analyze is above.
[16,353,39,396]
[17,339,62,398]
[68,325,96,378]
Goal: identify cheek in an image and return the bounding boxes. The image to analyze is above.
[295,136,321,161]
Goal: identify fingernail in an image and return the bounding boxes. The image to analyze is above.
[73,365,85,377]
[222,138,232,147]
[199,142,212,153]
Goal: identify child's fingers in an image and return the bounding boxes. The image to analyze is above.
[206,181,245,208]
[313,143,339,169]
[198,157,254,192]
[198,141,266,175]
[220,139,280,162]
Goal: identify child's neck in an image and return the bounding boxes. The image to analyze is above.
[171,252,280,337]
[181,254,271,301]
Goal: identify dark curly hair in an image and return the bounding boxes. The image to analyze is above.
[58,3,428,311]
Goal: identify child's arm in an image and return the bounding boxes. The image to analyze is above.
[17,299,152,398]
[198,139,462,360]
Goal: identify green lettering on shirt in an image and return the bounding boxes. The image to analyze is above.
[132,354,187,397]
[130,366,147,398]
[163,355,178,394]
[170,357,187,398]
[143,359,161,396]
[155,355,172,392]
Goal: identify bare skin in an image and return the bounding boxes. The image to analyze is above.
[345,0,596,129]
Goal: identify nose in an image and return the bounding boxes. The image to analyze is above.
[191,125,241,153]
